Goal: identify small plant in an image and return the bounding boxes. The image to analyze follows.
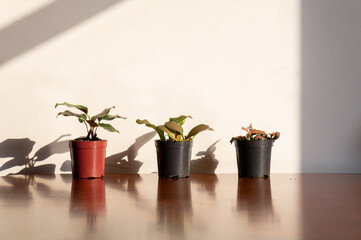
[55,102,126,141]
[136,115,213,141]
[230,124,280,143]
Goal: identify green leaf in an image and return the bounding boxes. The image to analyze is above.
[55,102,88,114]
[99,114,127,121]
[158,125,177,141]
[91,106,115,121]
[186,124,214,140]
[98,123,119,133]
[165,121,183,136]
[169,115,192,125]
[136,119,165,141]
[57,110,87,123]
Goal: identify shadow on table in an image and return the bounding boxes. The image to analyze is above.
[105,131,156,174]
[0,135,71,174]
[190,140,220,174]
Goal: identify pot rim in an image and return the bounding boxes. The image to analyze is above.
[233,139,274,148]
[155,139,193,142]
[70,139,107,142]
[232,138,275,142]
[69,139,107,149]
[155,139,193,148]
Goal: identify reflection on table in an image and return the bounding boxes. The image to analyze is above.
[236,177,275,224]
[157,178,192,238]
[70,178,106,231]
[0,174,360,240]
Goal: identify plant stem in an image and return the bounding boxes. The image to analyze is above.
[90,127,94,139]
[84,122,89,133]
[86,130,91,140]
[94,120,99,136]
[85,114,92,139]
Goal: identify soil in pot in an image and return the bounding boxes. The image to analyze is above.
[155,140,193,178]
[234,139,273,178]
[69,140,107,179]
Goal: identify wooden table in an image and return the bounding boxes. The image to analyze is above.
[0,174,360,240]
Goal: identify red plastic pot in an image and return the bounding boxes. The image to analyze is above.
[69,140,107,178]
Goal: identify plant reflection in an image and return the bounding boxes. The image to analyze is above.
[0,174,66,204]
[191,174,219,198]
[236,177,276,225]
[105,175,143,200]
[70,178,106,231]
[157,178,193,238]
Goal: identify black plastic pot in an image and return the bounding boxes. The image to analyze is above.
[155,140,193,178]
[234,139,274,178]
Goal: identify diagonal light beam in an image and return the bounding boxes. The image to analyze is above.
[0,0,125,66]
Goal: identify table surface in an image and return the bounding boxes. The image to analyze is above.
[0,173,360,240]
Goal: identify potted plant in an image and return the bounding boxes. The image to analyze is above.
[136,115,213,178]
[230,124,280,178]
[55,102,126,178]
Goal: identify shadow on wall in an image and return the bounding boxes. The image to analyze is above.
[301,0,361,173]
[0,0,125,66]
[0,135,71,174]
[105,131,156,174]
[190,140,220,174]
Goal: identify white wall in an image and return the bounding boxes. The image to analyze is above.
[1,0,301,175]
